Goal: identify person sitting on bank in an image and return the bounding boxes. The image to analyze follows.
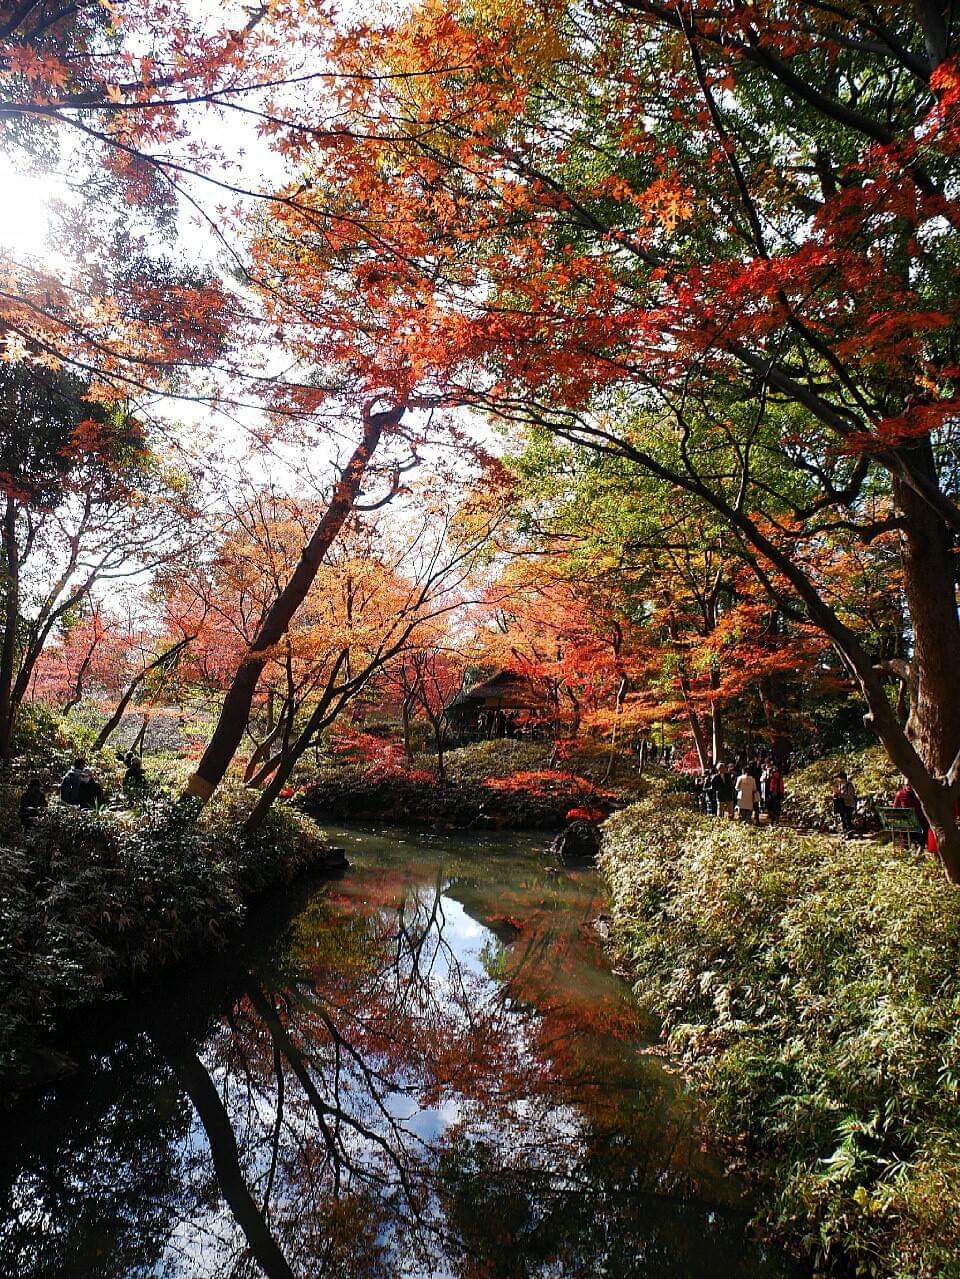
[122,749,146,794]
[60,758,104,810]
[833,772,857,835]
[18,775,47,829]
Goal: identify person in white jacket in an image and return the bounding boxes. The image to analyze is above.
[735,769,760,823]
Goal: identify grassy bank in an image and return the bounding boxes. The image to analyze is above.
[787,747,900,831]
[297,739,626,830]
[0,731,333,1093]
[600,786,960,1277]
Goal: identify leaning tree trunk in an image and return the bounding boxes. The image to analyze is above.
[185,404,403,803]
[151,1022,296,1279]
[893,441,960,776]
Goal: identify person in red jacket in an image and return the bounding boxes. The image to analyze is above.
[761,764,785,823]
[893,779,928,848]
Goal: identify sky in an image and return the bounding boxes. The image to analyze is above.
[0,7,492,622]
[0,65,349,499]
[0,154,57,255]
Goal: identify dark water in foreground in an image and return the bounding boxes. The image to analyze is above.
[0,827,801,1279]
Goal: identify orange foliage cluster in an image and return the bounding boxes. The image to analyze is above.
[482,770,613,802]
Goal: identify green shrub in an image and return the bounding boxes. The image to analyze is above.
[0,790,328,1091]
[787,746,899,831]
[0,703,129,846]
[601,802,960,1277]
[202,782,330,894]
[443,739,556,783]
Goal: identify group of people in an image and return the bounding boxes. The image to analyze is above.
[687,748,946,849]
[17,749,147,829]
[697,757,786,824]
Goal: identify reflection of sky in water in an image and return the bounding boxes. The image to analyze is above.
[0,832,803,1279]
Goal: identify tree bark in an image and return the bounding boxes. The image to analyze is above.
[185,404,403,802]
[710,704,723,765]
[893,440,960,775]
[0,497,19,762]
[758,678,792,767]
[687,705,709,770]
[914,0,951,67]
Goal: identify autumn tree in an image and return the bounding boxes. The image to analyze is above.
[501,435,831,763]
[0,360,195,758]
[247,2,960,878]
[381,639,468,780]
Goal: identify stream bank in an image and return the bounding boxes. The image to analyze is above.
[0,823,803,1279]
[0,789,335,1094]
[600,788,960,1277]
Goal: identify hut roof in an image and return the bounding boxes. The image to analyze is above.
[446,670,542,712]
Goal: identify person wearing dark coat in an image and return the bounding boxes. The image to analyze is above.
[19,776,47,829]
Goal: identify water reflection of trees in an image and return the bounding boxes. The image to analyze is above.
[0,872,796,1279]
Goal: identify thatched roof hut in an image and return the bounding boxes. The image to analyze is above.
[446,670,543,719]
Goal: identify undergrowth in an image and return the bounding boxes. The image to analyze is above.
[787,747,900,831]
[601,789,960,1278]
[0,788,328,1092]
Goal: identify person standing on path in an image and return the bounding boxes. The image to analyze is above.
[715,764,735,819]
[833,772,857,835]
[762,764,784,824]
[735,768,760,823]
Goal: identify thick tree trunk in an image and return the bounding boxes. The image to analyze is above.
[914,0,951,67]
[0,498,19,763]
[758,678,792,766]
[893,440,960,775]
[185,404,402,802]
[688,709,709,770]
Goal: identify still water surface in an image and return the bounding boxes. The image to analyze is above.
[0,827,802,1279]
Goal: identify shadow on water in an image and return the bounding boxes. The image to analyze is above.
[0,825,806,1279]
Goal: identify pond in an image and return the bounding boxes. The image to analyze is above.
[0,826,802,1279]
